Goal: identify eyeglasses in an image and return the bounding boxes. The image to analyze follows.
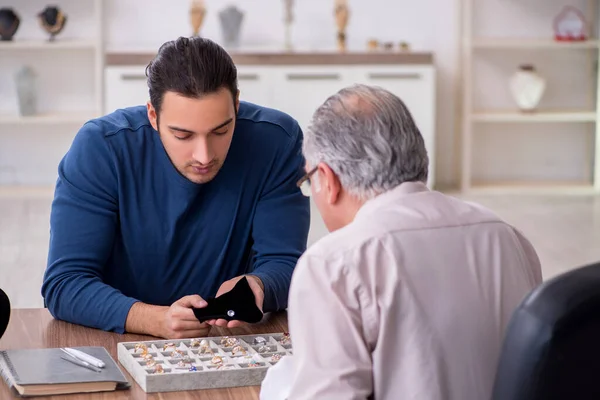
[296,166,318,197]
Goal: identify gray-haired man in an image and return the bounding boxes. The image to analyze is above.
[260,84,542,400]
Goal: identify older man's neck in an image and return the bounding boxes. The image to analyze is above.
[338,191,367,227]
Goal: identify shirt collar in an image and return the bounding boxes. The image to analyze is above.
[354,181,430,221]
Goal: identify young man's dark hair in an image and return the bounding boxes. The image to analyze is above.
[145,36,239,116]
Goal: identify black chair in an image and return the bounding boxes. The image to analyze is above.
[0,288,9,340]
[492,261,600,400]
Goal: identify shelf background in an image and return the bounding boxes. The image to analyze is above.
[0,0,103,187]
[0,50,98,116]
[0,0,98,42]
[460,0,599,192]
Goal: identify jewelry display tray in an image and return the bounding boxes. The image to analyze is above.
[117,333,292,393]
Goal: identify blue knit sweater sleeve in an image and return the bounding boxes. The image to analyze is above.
[249,123,310,312]
[41,122,138,333]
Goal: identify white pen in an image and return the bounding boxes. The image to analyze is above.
[64,348,105,368]
[60,354,102,373]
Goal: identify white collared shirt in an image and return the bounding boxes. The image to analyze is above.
[261,182,542,400]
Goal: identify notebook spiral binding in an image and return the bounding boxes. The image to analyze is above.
[0,350,18,390]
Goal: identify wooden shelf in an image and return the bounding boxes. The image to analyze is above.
[467,181,596,195]
[0,112,98,125]
[0,185,55,198]
[460,1,600,193]
[472,111,597,123]
[472,38,600,49]
[0,39,98,50]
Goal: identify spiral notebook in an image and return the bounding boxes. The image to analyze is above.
[0,346,130,397]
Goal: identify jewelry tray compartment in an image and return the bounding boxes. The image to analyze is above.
[117,333,292,392]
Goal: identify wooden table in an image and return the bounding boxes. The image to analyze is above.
[0,309,288,399]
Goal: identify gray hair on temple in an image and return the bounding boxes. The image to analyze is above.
[303,84,429,201]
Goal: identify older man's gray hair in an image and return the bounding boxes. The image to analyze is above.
[303,84,429,201]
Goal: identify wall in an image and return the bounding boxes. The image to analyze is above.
[0,0,596,187]
[104,0,460,188]
[0,0,459,188]
[0,0,99,185]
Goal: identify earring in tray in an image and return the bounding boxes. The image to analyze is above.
[211,355,224,365]
[232,345,246,356]
[134,343,148,354]
[279,332,291,345]
[171,350,185,358]
[163,342,176,352]
[253,336,267,345]
[257,345,270,353]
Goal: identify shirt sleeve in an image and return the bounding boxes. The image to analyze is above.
[286,253,374,400]
[512,227,543,286]
[41,121,138,333]
[249,123,310,312]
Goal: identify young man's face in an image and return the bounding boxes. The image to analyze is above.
[148,87,239,184]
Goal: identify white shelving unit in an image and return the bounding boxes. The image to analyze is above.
[472,111,597,123]
[0,0,104,189]
[472,38,600,49]
[0,39,98,50]
[0,111,98,125]
[460,0,600,194]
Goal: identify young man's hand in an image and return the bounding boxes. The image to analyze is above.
[125,295,211,339]
[161,295,212,339]
[205,275,264,328]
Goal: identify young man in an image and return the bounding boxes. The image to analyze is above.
[260,84,542,400]
[41,37,310,339]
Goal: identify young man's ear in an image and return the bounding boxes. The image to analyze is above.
[147,101,158,131]
[318,163,342,205]
[235,90,240,115]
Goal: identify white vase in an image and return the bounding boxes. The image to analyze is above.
[509,65,546,112]
[15,66,37,116]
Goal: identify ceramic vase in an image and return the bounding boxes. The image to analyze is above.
[509,65,546,112]
[15,66,37,117]
[0,8,20,41]
[219,5,244,48]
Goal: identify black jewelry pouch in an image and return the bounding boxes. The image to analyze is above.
[193,277,263,323]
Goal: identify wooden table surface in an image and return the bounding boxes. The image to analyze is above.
[0,309,288,399]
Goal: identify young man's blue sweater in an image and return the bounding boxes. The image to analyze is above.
[41,102,310,333]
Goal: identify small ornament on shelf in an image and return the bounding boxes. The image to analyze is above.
[367,39,379,52]
[190,0,206,37]
[219,5,244,49]
[334,0,350,52]
[38,6,67,42]
[509,64,546,112]
[365,39,412,52]
[283,0,294,51]
[15,66,37,117]
[553,6,587,42]
[0,8,20,41]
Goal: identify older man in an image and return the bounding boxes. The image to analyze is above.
[260,84,542,400]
